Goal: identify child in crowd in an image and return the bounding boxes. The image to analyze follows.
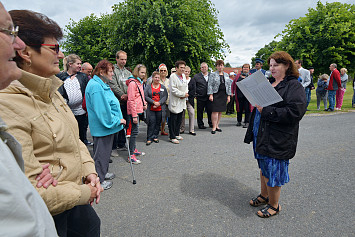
[316,74,329,110]
[126,64,147,164]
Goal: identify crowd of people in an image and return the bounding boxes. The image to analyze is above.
[1,3,354,236]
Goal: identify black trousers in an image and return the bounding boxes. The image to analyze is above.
[75,114,88,143]
[196,98,212,127]
[226,95,235,113]
[53,205,100,237]
[169,111,183,139]
[236,97,250,123]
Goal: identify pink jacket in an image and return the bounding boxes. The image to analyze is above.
[126,77,146,117]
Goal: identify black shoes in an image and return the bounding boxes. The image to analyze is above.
[189,132,196,136]
[198,125,207,129]
[216,128,222,132]
[211,130,216,134]
[236,122,242,126]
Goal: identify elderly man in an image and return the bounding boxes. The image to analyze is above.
[81,62,93,78]
[326,63,342,111]
[108,50,132,155]
[0,2,57,235]
[295,59,311,110]
[189,62,212,129]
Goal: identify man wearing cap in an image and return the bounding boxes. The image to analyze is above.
[249,58,266,75]
[189,62,212,129]
[226,71,236,115]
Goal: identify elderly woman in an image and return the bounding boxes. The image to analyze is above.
[335,68,348,110]
[57,54,91,145]
[232,63,252,128]
[0,3,57,235]
[144,71,168,145]
[1,10,101,236]
[159,64,170,135]
[168,60,189,144]
[244,51,306,218]
[85,60,126,190]
[180,65,196,135]
[207,59,232,134]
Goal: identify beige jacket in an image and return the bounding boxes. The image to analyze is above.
[168,73,188,114]
[0,70,97,216]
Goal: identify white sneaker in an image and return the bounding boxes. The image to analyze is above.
[101,180,113,190]
[111,149,119,157]
[170,138,179,144]
[176,136,183,140]
[104,173,116,180]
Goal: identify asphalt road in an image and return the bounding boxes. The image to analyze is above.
[89,112,355,237]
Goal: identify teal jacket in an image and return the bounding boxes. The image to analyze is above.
[85,75,124,137]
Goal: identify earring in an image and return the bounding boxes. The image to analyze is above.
[27,60,32,67]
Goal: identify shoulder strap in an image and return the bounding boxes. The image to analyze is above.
[129,80,145,105]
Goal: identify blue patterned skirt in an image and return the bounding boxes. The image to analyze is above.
[252,110,289,187]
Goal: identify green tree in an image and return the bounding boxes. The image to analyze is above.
[63,14,115,64]
[253,1,355,74]
[63,0,229,73]
[251,40,278,70]
[225,62,232,68]
[276,1,355,73]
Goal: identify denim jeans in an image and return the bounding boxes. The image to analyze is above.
[305,87,311,108]
[128,115,139,154]
[328,90,336,110]
[147,110,162,141]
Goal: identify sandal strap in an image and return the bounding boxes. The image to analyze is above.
[259,204,279,217]
[258,194,269,202]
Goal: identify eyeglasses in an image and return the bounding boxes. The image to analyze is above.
[160,70,167,72]
[29,44,60,54]
[41,44,60,54]
[0,25,19,43]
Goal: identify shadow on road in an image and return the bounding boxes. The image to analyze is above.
[180,172,257,217]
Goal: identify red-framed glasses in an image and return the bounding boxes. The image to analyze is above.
[29,44,60,54]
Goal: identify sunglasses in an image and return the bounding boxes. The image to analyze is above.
[29,44,60,54]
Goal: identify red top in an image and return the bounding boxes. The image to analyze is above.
[151,84,162,111]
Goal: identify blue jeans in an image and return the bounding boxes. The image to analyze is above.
[305,87,311,108]
[328,90,336,110]
[128,115,139,154]
[147,110,162,141]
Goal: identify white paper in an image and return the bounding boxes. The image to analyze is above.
[236,70,283,107]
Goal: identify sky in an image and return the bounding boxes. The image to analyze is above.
[2,0,353,67]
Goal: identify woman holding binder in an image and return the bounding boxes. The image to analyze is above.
[244,51,307,218]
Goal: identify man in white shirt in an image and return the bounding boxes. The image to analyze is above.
[295,59,311,110]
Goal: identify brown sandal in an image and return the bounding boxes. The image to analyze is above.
[250,194,269,207]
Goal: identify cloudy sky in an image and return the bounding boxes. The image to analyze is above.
[2,0,353,67]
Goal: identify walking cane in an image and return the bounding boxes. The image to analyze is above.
[124,128,137,184]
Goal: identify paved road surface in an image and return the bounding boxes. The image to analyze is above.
[89,112,355,236]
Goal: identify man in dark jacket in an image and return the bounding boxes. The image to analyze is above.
[189,62,212,129]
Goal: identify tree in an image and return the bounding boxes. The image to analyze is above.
[253,1,355,74]
[63,0,229,74]
[63,14,115,64]
[225,62,232,68]
[251,40,278,70]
